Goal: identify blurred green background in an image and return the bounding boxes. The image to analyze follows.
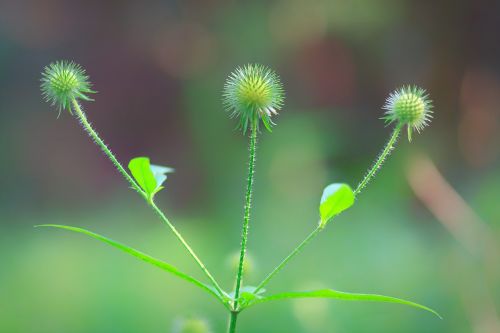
[0,0,499,332]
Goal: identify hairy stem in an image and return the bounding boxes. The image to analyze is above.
[71,99,142,195]
[354,124,402,196]
[254,226,322,294]
[70,99,225,299]
[233,124,258,311]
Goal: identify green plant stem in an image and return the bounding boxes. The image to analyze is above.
[71,99,142,195]
[233,124,258,311]
[70,98,225,299]
[228,311,238,333]
[150,201,225,298]
[251,125,404,296]
[354,123,402,196]
[254,226,322,294]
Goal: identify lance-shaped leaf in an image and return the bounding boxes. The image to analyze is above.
[128,157,174,202]
[35,224,227,306]
[245,289,441,318]
[319,183,354,227]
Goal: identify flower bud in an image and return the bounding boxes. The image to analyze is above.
[383,85,433,141]
[41,61,95,115]
[223,64,284,133]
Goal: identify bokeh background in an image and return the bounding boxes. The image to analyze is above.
[0,0,499,332]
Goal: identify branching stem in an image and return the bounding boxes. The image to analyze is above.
[70,99,225,299]
[251,124,404,297]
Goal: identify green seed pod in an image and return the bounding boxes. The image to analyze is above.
[41,60,95,116]
[382,85,433,141]
[223,64,285,133]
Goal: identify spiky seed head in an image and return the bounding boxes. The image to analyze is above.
[223,64,285,133]
[41,60,95,116]
[383,85,433,141]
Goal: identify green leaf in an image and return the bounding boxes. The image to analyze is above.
[128,157,174,201]
[319,183,354,227]
[128,157,157,194]
[246,289,441,318]
[35,224,226,305]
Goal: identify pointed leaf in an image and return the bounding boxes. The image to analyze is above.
[319,183,354,227]
[35,224,225,305]
[246,289,441,318]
